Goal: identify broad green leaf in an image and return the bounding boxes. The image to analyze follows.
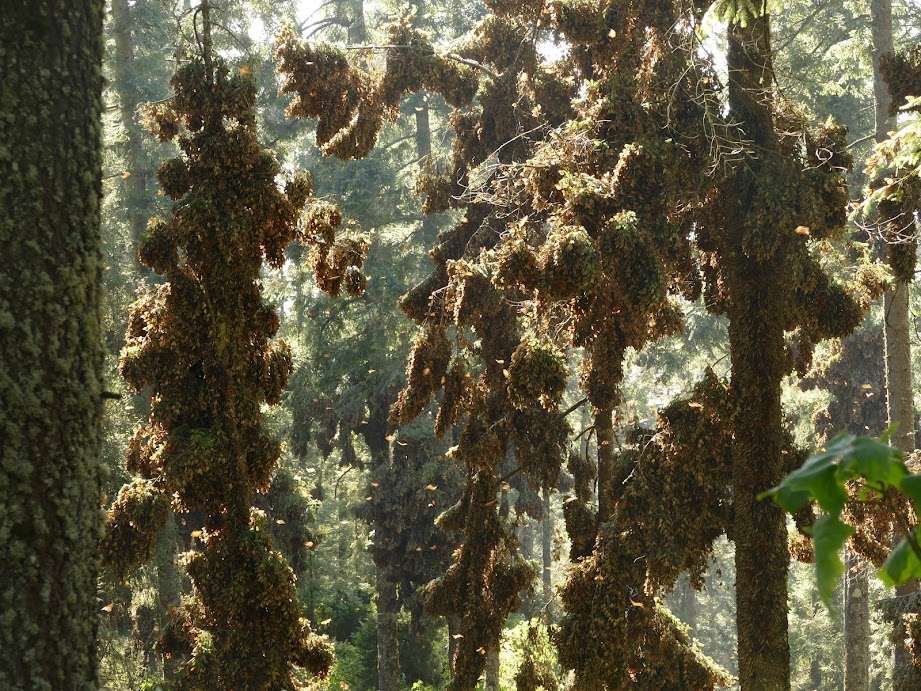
[762,484,811,512]
[899,475,921,508]
[766,461,846,514]
[881,532,921,587]
[809,514,854,606]
[844,437,905,486]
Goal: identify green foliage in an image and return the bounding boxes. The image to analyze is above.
[763,433,921,604]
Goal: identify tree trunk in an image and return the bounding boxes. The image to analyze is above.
[345,0,367,45]
[844,550,870,691]
[518,517,536,619]
[155,515,183,680]
[376,566,402,691]
[415,96,439,247]
[361,390,403,691]
[448,614,462,672]
[485,644,500,690]
[541,484,553,620]
[870,1,920,687]
[726,14,791,691]
[675,575,698,632]
[0,2,105,688]
[111,0,151,270]
[809,656,823,689]
[595,407,615,523]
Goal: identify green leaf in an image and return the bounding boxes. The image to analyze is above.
[762,484,811,512]
[810,514,854,606]
[899,475,921,508]
[764,456,846,514]
[762,434,904,515]
[881,532,921,587]
[844,437,905,487]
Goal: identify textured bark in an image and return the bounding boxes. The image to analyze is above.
[844,551,871,691]
[809,656,823,689]
[518,516,536,618]
[871,1,920,687]
[0,2,105,688]
[727,266,791,691]
[726,15,791,691]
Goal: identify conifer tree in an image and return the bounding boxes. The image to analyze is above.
[465,0,735,685]
[486,0,878,687]
[275,1,887,687]
[0,2,106,688]
[101,5,368,687]
[864,35,921,687]
[694,2,873,686]
[275,14,580,687]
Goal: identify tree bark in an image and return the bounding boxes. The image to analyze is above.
[360,390,403,691]
[0,2,105,688]
[344,0,367,45]
[485,644,500,690]
[725,14,791,691]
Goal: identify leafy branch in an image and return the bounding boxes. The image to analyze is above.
[760,432,921,605]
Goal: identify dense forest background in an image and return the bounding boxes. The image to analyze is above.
[3,0,921,689]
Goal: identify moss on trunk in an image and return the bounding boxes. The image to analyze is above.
[0,2,105,688]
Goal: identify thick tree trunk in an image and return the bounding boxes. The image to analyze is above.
[809,656,823,689]
[870,1,920,687]
[0,2,105,688]
[844,550,871,691]
[885,285,914,458]
[518,516,536,618]
[485,644,500,690]
[155,515,182,680]
[726,15,791,691]
[727,271,791,691]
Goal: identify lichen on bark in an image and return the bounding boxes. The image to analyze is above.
[0,2,106,688]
